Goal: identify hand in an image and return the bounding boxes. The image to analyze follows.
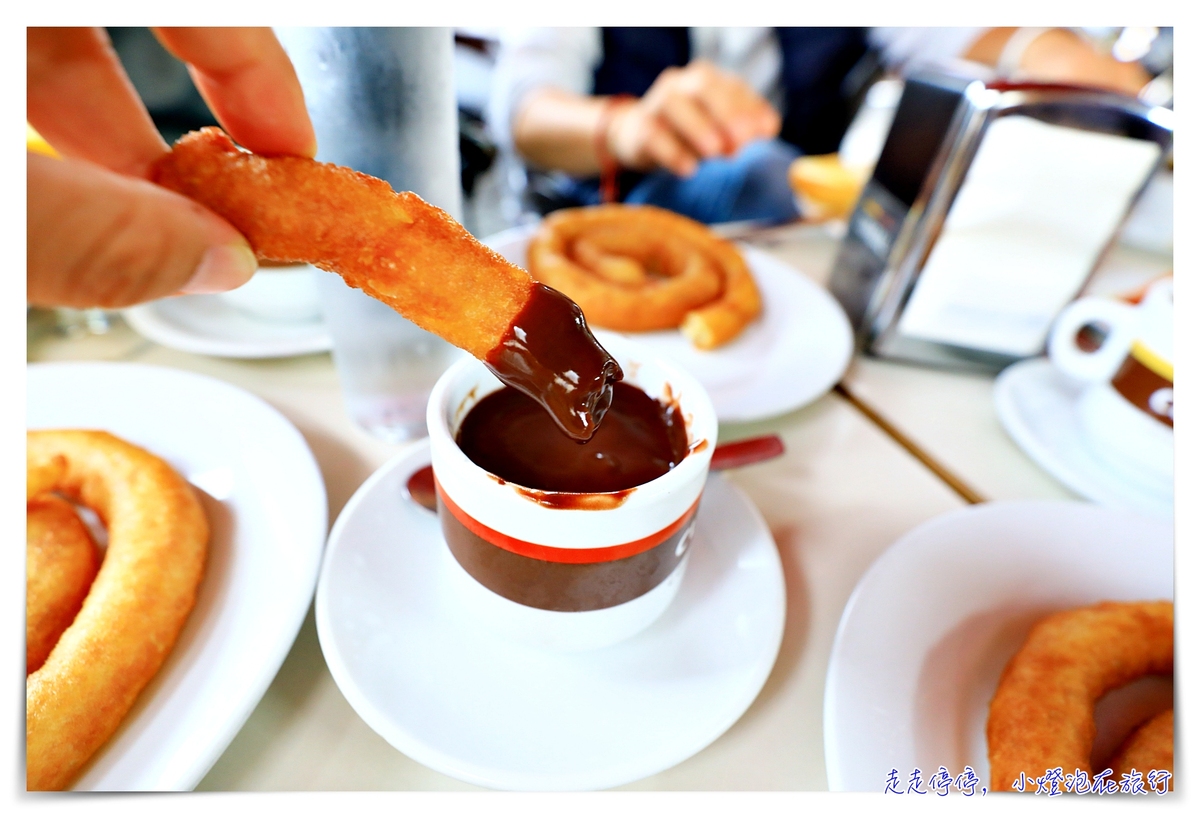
[27,27,316,308]
[604,59,780,177]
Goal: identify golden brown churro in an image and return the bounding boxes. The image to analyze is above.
[26,430,209,791]
[527,204,762,349]
[986,601,1173,792]
[151,128,620,440]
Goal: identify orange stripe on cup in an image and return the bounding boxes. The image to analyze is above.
[435,479,700,564]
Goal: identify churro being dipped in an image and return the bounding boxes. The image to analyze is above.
[151,128,620,441]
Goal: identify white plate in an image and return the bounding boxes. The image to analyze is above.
[483,224,853,423]
[316,439,786,791]
[27,362,328,790]
[123,295,332,359]
[994,357,1172,520]
[824,500,1173,792]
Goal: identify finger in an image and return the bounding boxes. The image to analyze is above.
[27,152,257,308]
[643,119,700,177]
[153,27,316,157]
[688,70,780,150]
[709,99,780,154]
[659,94,727,159]
[751,103,782,141]
[26,28,167,177]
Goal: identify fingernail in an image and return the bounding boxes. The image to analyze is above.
[181,244,258,294]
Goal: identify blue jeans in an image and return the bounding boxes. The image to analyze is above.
[563,138,802,225]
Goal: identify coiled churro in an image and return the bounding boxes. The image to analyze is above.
[26,430,209,791]
[1110,709,1173,788]
[26,494,99,674]
[527,205,762,349]
[986,600,1173,792]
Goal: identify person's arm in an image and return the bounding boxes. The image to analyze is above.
[512,60,781,179]
[27,27,314,308]
[870,27,1150,96]
[963,28,1150,95]
[510,87,615,176]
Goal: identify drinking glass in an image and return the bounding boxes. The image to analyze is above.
[277,27,463,441]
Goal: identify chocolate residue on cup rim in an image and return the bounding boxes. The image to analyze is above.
[658,381,697,453]
[660,381,678,408]
[512,486,636,510]
[454,385,480,428]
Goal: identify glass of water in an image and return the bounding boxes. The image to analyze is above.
[316,272,464,442]
[277,26,463,441]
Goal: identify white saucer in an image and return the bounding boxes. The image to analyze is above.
[994,358,1172,520]
[315,439,786,791]
[824,500,1172,792]
[124,295,332,359]
[28,362,327,790]
[483,224,853,423]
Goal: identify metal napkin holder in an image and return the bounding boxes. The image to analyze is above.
[828,71,1173,372]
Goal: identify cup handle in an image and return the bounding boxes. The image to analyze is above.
[1047,297,1137,383]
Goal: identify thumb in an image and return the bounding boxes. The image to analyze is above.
[27,151,257,308]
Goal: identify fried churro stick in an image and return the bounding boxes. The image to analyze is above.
[151,128,619,440]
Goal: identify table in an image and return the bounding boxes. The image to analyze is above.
[25,226,1169,791]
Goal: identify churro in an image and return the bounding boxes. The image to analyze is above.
[986,601,1173,792]
[1110,709,1173,788]
[152,128,619,440]
[26,494,99,674]
[527,205,762,350]
[26,430,209,791]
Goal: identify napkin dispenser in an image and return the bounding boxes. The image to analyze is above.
[828,71,1173,371]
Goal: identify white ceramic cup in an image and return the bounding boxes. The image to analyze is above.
[1047,278,1173,493]
[217,262,322,323]
[426,336,717,651]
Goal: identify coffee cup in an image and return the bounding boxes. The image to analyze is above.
[426,336,717,651]
[1047,278,1173,493]
[217,261,322,323]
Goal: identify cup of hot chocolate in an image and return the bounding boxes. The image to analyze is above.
[1047,277,1173,494]
[426,335,717,651]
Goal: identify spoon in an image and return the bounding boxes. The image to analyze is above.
[404,433,785,512]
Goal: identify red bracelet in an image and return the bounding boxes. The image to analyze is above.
[595,94,633,204]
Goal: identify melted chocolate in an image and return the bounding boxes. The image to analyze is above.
[456,382,688,494]
[484,284,622,442]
